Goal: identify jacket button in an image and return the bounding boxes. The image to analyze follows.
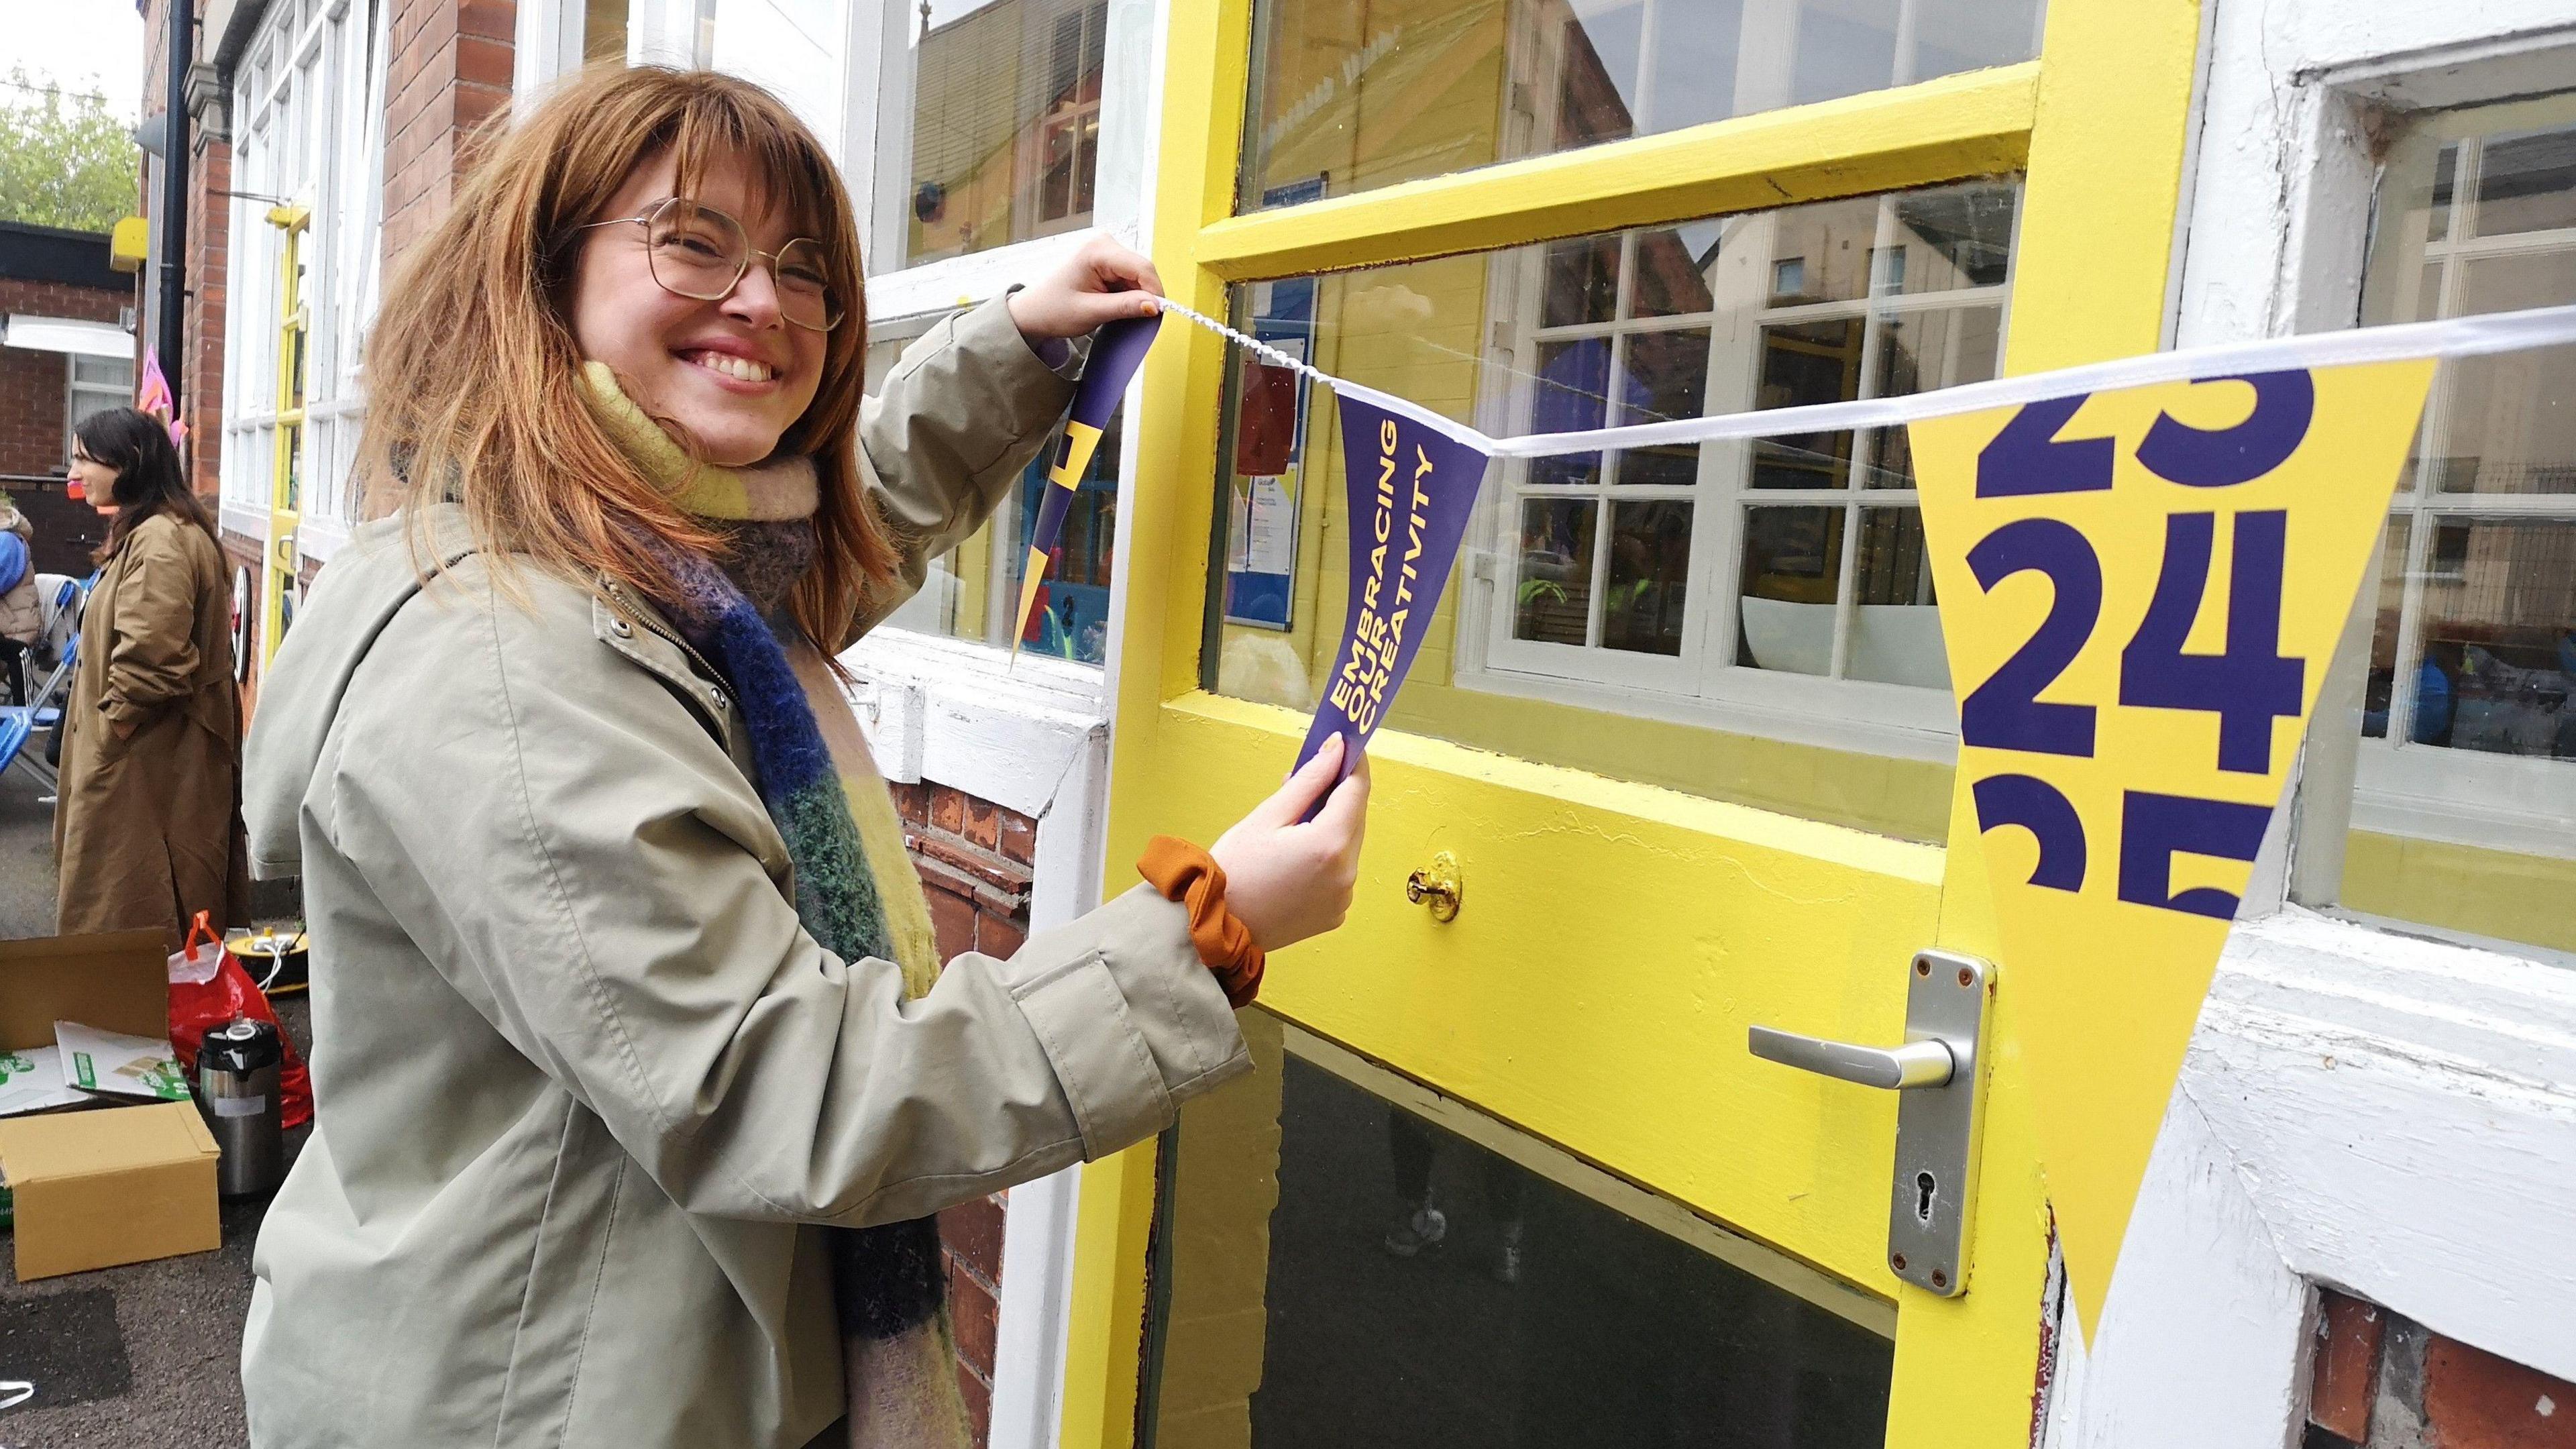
[709,687,727,710]
[610,617,632,638]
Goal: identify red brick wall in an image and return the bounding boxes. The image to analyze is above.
[181,138,230,498]
[2308,1288,2574,1448]
[382,0,515,268]
[890,778,1039,1448]
[0,276,133,478]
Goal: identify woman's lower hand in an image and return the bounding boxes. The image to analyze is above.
[1008,234,1165,341]
[1210,734,1370,953]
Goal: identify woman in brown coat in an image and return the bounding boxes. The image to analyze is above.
[57,407,247,946]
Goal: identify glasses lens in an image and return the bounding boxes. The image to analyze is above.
[644,200,748,301]
[775,239,842,330]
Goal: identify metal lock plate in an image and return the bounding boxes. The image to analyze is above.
[1748,949,1995,1297]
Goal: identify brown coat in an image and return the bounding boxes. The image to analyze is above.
[55,511,248,947]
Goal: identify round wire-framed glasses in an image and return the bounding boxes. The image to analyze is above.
[577,197,845,331]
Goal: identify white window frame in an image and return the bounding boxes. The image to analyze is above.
[2041,9,2576,1445]
[219,0,387,561]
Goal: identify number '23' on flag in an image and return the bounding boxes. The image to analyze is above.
[1906,360,2434,1336]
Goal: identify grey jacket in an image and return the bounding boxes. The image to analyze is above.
[239,298,1248,1448]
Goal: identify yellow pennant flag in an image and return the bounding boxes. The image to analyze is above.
[1907,359,2435,1336]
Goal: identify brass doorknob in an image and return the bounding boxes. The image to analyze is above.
[1405,851,1462,922]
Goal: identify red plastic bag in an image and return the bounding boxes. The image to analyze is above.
[168,912,313,1130]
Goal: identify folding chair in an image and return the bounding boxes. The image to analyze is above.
[1,577,90,795]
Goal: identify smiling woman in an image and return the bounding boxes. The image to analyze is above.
[237,62,1371,1449]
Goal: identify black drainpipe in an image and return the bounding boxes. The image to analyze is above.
[157,0,193,413]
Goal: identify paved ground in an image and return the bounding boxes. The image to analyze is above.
[0,757,306,1449]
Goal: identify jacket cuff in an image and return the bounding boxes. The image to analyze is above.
[1004,886,1251,1160]
[956,292,1080,420]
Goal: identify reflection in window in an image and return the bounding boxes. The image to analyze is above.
[1144,1017,1896,1449]
[867,317,1120,664]
[2318,100,2576,957]
[896,0,1106,267]
[1204,178,2013,840]
[1240,0,2042,212]
[1505,180,2008,684]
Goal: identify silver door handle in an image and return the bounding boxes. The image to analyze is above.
[1746,950,1995,1297]
[1746,1028,1954,1089]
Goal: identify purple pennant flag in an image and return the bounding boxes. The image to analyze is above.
[1295,393,1493,785]
[1016,311,1163,653]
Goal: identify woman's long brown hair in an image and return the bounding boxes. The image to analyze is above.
[360,64,887,643]
[78,407,222,564]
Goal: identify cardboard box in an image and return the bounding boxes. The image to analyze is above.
[0,928,170,1048]
[0,1102,221,1279]
[0,930,222,1280]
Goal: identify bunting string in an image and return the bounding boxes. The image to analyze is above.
[1153,296,2576,461]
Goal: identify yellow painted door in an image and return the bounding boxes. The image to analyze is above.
[1067,3,2204,1445]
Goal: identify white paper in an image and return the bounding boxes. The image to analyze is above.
[1227,485,1254,572]
[54,1021,190,1102]
[1245,476,1297,575]
[0,1044,89,1118]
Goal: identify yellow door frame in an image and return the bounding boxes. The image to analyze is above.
[261,204,311,671]
[1065,3,2204,1444]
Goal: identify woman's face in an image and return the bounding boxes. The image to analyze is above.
[570,148,830,469]
[68,445,119,517]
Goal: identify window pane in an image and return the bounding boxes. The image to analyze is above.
[1865,304,2004,488]
[1145,1018,1897,1449]
[2473,125,2576,236]
[1631,219,1721,318]
[1736,505,1841,676]
[1612,328,1708,486]
[1204,179,2015,840]
[1602,500,1690,655]
[71,356,133,388]
[893,0,1108,267]
[1542,235,1621,327]
[1514,498,1597,647]
[1847,507,1945,688]
[2403,518,2576,761]
[1752,319,1862,490]
[2312,99,2576,959]
[1238,0,2041,213]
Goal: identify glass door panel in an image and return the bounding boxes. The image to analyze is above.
[1146,1016,1896,1449]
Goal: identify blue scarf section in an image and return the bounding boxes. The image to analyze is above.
[648,545,947,1346]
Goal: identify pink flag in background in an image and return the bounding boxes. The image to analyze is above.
[135,348,188,449]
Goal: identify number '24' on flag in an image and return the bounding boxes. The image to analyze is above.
[1906,359,2434,1336]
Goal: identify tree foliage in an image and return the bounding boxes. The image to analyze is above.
[0,69,142,234]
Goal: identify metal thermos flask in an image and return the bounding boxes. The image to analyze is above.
[198,1018,285,1198]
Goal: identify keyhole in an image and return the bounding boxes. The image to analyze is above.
[1914,1171,1937,1224]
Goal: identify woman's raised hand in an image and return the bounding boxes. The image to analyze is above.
[1008,234,1166,340]
[1209,735,1371,953]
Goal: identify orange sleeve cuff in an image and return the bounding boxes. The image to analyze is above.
[1137,836,1265,1008]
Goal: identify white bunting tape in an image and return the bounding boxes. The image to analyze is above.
[1155,297,2576,460]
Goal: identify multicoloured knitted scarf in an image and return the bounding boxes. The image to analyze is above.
[586,363,970,1449]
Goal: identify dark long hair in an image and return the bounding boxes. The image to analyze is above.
[76,408,220,564]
